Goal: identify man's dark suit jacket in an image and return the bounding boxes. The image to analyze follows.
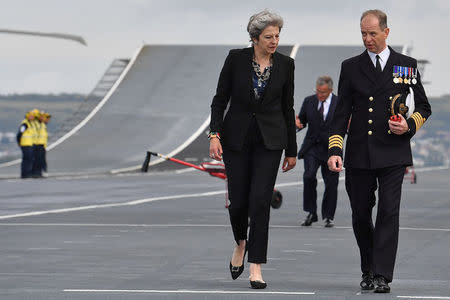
[210,47,297,157]
[297,94,338,161]
[329,46,431,169]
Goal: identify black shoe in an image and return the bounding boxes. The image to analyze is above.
[301,213,318,226]
[324,218,334,228]
[360,273,374,291]
[250,280,267,289]
[229,241,247,280]
[374,275,390,293]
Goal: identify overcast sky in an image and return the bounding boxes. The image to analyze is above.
[1,0,449,97]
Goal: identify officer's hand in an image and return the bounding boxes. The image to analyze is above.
[388,114,409,135]
[295,116,304,129]
[209,138,223,161]
[328,155,342,172]
[282,156,296,172]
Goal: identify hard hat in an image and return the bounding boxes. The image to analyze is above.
[25,110,35,119]
[31,108,41,118]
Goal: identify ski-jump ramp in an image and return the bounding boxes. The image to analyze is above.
[47,45,244,175]
[0,45,403,177]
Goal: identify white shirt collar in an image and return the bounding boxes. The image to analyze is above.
[367,46,390,71]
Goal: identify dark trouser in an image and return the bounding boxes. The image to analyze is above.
[223,120,282,264]
[42,148,47,172]
[20,146,34,178]
[32,145,45,177]
[302,153,339,219]
[345,166,405,282]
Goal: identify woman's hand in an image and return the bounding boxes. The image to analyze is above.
[209,138,223,161]
[282,156,296,172]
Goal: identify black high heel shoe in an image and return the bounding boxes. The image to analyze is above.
[250,279,267,289]
[229,241,247,280]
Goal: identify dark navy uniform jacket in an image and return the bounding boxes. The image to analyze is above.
[329,46,431,169]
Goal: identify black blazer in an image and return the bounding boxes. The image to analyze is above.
[329,47,431,169]
[210,47,297,157]
[297,94,338,161]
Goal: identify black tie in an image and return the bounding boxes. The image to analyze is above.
[319,101,324,120]
[375,55,382,72]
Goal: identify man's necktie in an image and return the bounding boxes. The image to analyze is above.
[319,101,324,120]
[375,55,382,72]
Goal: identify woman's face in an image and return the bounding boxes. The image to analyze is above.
[253,25,280,55]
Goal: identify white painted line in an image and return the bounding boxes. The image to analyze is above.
[282,250,315,253]
[0,189,225,220]
[0,163,448,220]
[0,45,144,169]
[398,297,450,299]
[0,223,230,227]
[27,248,61,251]
[1,223,450,232]
[63,289,315,295]
[290,43,300,59]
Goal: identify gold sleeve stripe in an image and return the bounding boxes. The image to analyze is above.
[329,138,342,143]
[411,115,421,130]
[329,135,344,149]
[329,140,343,146]
[329,135,343,142]
[410,112,425,131]
[329,142,343,149]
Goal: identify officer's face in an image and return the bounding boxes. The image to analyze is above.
[316,84,332,101]
[360,14,389,54]
[253,25,280,55]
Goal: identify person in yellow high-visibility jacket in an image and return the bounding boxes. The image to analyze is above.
[16,110,38,178]
[33,111,51,176]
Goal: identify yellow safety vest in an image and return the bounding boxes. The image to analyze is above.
[19,119,36,147]
[36,122,48,148]
[31,120,40,145]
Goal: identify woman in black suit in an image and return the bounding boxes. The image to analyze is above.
[209,9,297,289]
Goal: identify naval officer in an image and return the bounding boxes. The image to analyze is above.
[327,9,431,293]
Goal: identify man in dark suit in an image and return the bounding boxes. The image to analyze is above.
[328,10,431,293]
[296,76,339,228]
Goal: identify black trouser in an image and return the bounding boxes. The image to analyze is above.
[32,145,45,177]
[223,120,282,264]
[345,165,405,282]
[20,146,34,178]
[302,153,339,219]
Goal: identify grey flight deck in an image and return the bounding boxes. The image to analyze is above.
[0,166,449,300]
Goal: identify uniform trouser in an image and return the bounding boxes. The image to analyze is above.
[345,165,405,282]
[20,146,34,178]
[223,144,282,264]
[32,145,45,177]
[302,153,339,219]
